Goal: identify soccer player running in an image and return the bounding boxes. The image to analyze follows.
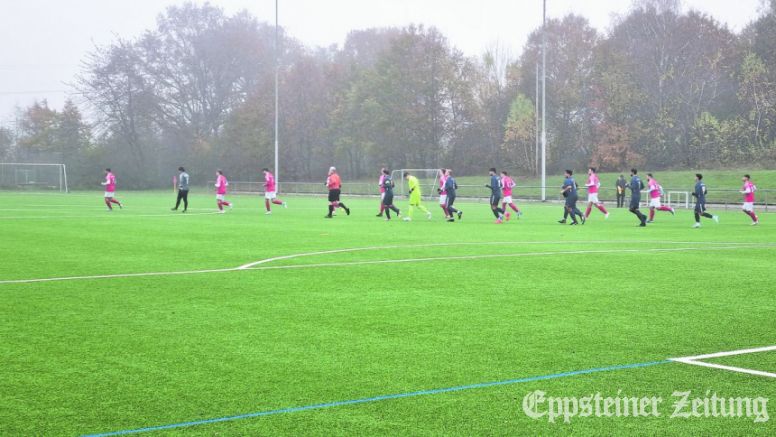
[645,173,674,223]
[692,173,719,228]
[486,168,506,223]
[500,170,521,220]
[325,166,350,218]
[437,168,450,220]
[101,168,122,211]
[376,168,386,217]
[444,169,463,222]
[404,171,432,221]
[263,168,286,215]
[627,169,648,227]
[215,169,232,213]
[584,167,609,220]
[558,170,584,225]
[381,169,401,220]
[741,174,759,225]
[171,166,189,212]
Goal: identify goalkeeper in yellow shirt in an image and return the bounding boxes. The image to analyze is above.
[403,172,432,221]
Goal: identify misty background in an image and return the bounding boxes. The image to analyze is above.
[1,0,775,188]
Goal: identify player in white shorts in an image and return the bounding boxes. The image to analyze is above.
[741,174,759,225]
[437,168,449,219]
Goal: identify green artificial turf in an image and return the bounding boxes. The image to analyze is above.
[0,191,774,436]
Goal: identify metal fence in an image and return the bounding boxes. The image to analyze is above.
[221,181,775,212]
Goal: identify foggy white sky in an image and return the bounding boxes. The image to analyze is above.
[0,0,765,122]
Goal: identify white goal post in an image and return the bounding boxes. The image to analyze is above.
[0,163,68,192]
[390,169,441,199]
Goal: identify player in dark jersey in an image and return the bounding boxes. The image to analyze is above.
[628,168,648,227]
[559,170,584,225]
[692,173,719,228]
[381,169,401,220]
[486,168,506,223]
[444,169,463,222]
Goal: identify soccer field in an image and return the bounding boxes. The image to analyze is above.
[1,191,774,436]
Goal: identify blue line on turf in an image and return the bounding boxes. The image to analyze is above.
[83,359,672,436]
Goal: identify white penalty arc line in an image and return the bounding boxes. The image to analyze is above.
[670,345,776,379]
[1,243,773,285]
[235,240,775,270]
[240,245,775,271]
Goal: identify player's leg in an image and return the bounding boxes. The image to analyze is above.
[173,191,182,210]
[596,202,608,215]
[104,196,112,210]
[567,206,578,225]
[265,199,271,212]
[585,201,593,218]
[182,190,188,211]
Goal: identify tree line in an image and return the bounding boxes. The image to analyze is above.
[2,0,776,188]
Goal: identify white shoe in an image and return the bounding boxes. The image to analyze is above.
[265,211,272,215]
[283,202,288,208]
[427,213,433,220]
[403,217,411,222]
[605,213,610,220]
[752,221,759,226]
[692,222,701,228]
[713,215,719,224]
[218,210,225,214]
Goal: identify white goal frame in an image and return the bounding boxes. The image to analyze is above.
[390,169,441,199]
[0,163,68,192]
[666,191,690,209]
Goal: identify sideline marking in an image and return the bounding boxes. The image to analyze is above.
[0,211,222,221]
[670,345,776,378]
[1,242,773,285]
[82,359,671,436]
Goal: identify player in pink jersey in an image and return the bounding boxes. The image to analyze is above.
[376,168,387,217]
[101,168,122,211]
[437,168,450,219]
[583,167,608,219]
[645,173,675,223]
[740,174,759,225]
[498,171,521,220]
[262,168,286,214]
[214,169,232,213]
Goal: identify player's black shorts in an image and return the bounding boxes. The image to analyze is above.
[695,202,706,213]
[629,195,640,210]
[490,195,501,206]
[328,189,341,202]
[383,193,394,206]
[565,194,578,208]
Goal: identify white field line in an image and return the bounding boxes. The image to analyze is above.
[670,346,776,379]
[1,242,773,285]
[673,345,776,361]
[241,245,775,271]
[0,211,222,220]
[235,240,773,270]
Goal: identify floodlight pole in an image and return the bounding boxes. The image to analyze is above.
[535,63,539,178]
[541,0,547,201]
[274,0,280,190]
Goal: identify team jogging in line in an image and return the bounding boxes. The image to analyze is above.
[97,166,761,228]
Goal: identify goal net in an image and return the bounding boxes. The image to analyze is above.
[0,163,68,192]
[390,169,441,199]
